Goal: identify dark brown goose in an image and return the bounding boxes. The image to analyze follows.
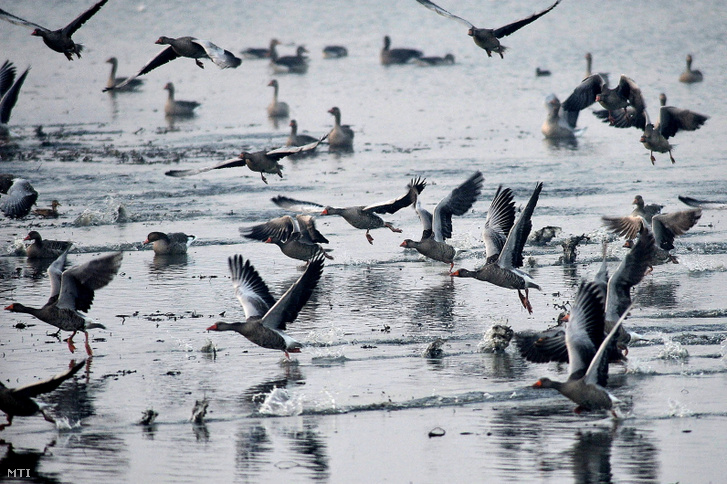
[271,45,309,74]
[143,231,196,255]
[104,36,241,92]
[401,171,484,272]
[5,250,123,355]
[562,74,644,125]
[0,0,108,60]
[207,254,324,358]
[165,135,326,184]
[0,360,85,430]
[452,182,542,313]
[24,231,72,259]
[240,214,333,262]
[533,282,631,414]
[593,92,667,130]
[415,0,561,58]
[380,36,423,65]
[270,177,427,244]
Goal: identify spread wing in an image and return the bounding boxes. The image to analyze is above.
[0,61,16,98]
[562,74,606,112]
[47,249,70,300]
[103,46,180,92]
[431,171,483,242]
[605,225,654,322]
[0,66,29,124]
[13,360,86,399]
[165,155,247,177]
[565,282,606,384]
[651,210,701,250]
[271,195,326,213]
[228,255,276,318]
[364,176,426,214]
[583,303,632,387]
[601,215,644,241]
[0,8,47,31]
[482,186,515,263]
[498,182,542,269]
[192,39,242,68]
[265,133,328,159]
[493,0,561,38]
[241,215,297,243]
[261,255,324,331]
[657,106,709,139]
[415,199,434,240]
[414,0,474,28]
[57,252,123,312]
[62,0,109,36]
[0,178,38,218]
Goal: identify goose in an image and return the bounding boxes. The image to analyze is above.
[380,36,423,65]
[271,45,308,74]
[5,250,123,355]
[241,38,279,59]
[541,94,584,140]
[0,360,86,430]
[105,57,143,91]
[584,52,609,83]
[165,135,326,184]
[401,171,484,271]
[327,106,354,151]
[416,54,455,66]
[562,74,644,125]
[104,36,241,92]
[452,183,543,314]
[0,0,108,60]
[639,105,709,164]
[286,119,318,147]
[679,54,703,83]
[593,92,667,130]
[163,82,200,117]
[270,177,427,244]
[143,231,196,255]
[206,254,324,358]
[0,60,29,137]
[266,79,289,118]
[533,281,631,414]
[517,225,655,365]
[323,45,348,58]
[414,0,561,58]
[240,214,332,263]
[24,231,73,259]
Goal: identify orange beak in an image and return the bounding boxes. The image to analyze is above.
[4,304,14,310]
[399,241,407,247]
[206,324,218,331]
[321,208,329,215]
[264,237,273,244]
[451,270,460,276]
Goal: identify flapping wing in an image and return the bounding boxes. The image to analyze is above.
[431,171,483,242]
[601,215,644,241]
[415,0,474,28]
[583,303,632,387]
[14,360,86,399]
[516,326,568,363]
[62,0,109,36]
[165,155,247,177]
[266,133,328,160]
[364,176,427,214]
[240,215,296,243]
[47,249,70,300]
[0,178,38,218]
[57,252,123,312]
[296,214,329,244]
[0,66,29,124]
[415,199,434,240]
[651,209,701,250]
[482,186,515,263]
[498,182,542,269]
[565,282,606,383]
[0,8,46,31]
[228,255,276,318]
[658,106,709,139]
[617,75,645,112]
[678,195,727,209]
[0,61,16,98]
[192,39,242,68]
[593,106,646,130]
[103,46,179,92]
[605,225,654,322]
[261,254,324,331]
[562,74,605,112]
[271,195,326,213]
[493,0,561,38]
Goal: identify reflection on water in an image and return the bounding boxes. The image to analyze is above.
[0,440,61,484]
[286,419,329,481]
[147,253,190,274]
[571,429,614,484]
[635,280,680,309]
[235,424,272,481]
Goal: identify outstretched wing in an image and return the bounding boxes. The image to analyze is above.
[62,0,109,36]
[565,282,606,384]
[431,171,483,242]
[265,133,328,160]
[57,252,123,312]
[0,8,46,31]
[0,66,29,124]
[482,186,516,263]
[228,255,276,318]
[605,225,654,322]
[493,0,561,38]
[562,74,605,112]
[103,46,179,92]
[498,182,542,269]
[364,177,426,214]
[192,39,242,68]
[415,0,474,28]
[271,195,326,213]
[14,360,86,399]
[261,255,324,331]
[165,156,247,177]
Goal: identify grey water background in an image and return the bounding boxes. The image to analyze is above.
[1,0,727,482]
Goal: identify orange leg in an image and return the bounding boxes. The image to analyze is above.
[67,331,77,353]
[84,331,93,356]
[365,231,374,245]
[517,289,534,314]
[384,223,402,233]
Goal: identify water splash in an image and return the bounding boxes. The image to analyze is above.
[478,324,514,352]
[657,338,689,360]
[72,197,131,226]
[55,417,82,431]
[667,398,694,417]
[258,388,303,416]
